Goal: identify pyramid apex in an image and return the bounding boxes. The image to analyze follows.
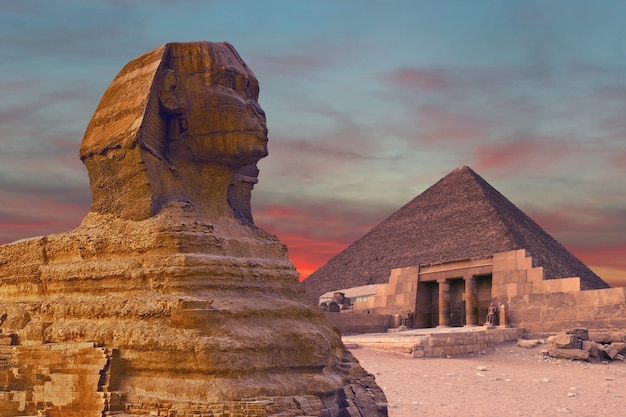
[452,165,475,174]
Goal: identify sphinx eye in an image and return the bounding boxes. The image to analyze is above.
[234,73,248,92]
[247,80,259,99]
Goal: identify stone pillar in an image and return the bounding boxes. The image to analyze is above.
[464,275,478,326]
[437,279,450,327]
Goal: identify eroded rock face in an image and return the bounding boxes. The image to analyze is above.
[0,42,387,416]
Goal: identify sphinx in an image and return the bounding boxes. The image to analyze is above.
[0,42,387,416]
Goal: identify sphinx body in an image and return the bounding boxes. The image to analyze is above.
[0,42,387,416]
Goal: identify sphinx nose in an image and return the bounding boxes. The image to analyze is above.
[248,101,265,118]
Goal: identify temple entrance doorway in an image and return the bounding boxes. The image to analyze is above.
[415,281,438,328]
[449,278,465,327]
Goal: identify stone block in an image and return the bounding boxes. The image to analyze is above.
[573,306,595,321]
[598,288,626,305]
[493,250,516,262]
[517,255,533,270]
[594,303,626,319]
[517,339,541,348]
[492,284,507,298]
[493,258,517,274]
[511,270,527,283]
[527,267,544,284]
[412,349,425,359]
[600,343,626,360]
[549,333,577,348]
[544,280,563,293]
[506,283,518,297]
[548,348,589,360]
[607,318,626,329]
[582,340,600,358]
[491,272,509,287]
[576,290,599,306]
[509,308,542,326]
[561,277,581,292]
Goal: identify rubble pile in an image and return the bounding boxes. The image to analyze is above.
[518,328,626,362]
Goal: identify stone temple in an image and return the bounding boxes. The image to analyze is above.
[0,42,387,416]
[304,166,625,338]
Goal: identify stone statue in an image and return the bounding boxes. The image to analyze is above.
[401,310,413,327]
[486,303,498,326]
[0,42,387,416]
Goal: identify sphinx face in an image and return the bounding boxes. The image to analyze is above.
[167,43,268,167]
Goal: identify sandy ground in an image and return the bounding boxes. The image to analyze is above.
[350,342,626,417]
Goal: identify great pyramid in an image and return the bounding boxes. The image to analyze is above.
[303,166,609,300]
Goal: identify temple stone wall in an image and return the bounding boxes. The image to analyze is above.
[324,312,393,335]
[492,251,626,334]
[342,328,524,358]
[354,267,419,316]
[351,249,624,336]
[411,328,524,358]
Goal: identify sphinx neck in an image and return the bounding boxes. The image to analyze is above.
[158,162,237,221]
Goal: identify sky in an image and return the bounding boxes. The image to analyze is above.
[1,0,625,286]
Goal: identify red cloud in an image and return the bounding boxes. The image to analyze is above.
[415,106,490,145]
[0,192,88,245]
[567,243,626,272]
[254,201,388,281]
[615,151,626,169]
[526,203,626,286]
[382,67,452,91]
[529,205,623,237]
[474,140,536,170]
[275,233,350,280]
[473,136,579,172]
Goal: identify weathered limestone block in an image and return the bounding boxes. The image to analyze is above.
[548,348,590,361]
[566,327,589,342]
[517,339,542,349]
[582,340,600,359]
[600,342,626,360]
[0,42,387,416]
[548,332,578,349]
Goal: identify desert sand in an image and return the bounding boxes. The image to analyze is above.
[350,341,626,417]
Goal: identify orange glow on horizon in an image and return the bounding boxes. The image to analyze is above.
[590,266,626,288]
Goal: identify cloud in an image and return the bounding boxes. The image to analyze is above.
[0,187,89,245]
[471,134,601,174]
[255,54,333,77]
[473,138,547,171]
[529,204,626,245]
[253,39,365,79]
[254,199,390,280]
[381,67,453,91]
[568,243,626,274]
[526,202,626,287]
[616,151,626,169]
[414,106,491,146]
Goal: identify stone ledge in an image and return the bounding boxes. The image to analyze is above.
[343,327,524,358]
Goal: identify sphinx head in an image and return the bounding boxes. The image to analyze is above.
[80,42,268,221]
